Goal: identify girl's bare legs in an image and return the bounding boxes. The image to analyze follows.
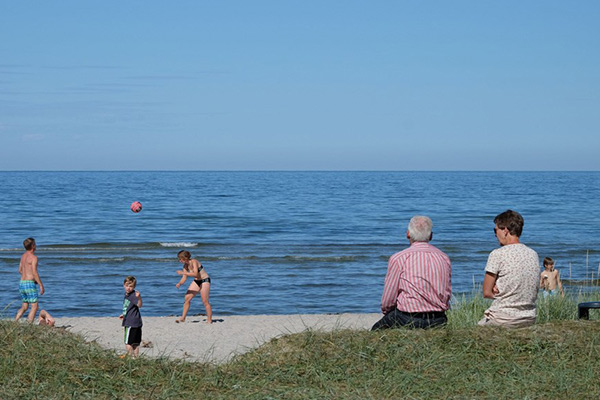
[200,282,212,324]
[177,283,199,323]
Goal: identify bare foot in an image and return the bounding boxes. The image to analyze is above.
[206,320,213,324]
[176,318,185,323]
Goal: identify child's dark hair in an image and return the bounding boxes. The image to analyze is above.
[543,257,554,268]
[124,276,137,286]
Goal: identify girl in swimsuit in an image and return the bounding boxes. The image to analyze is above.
[175,250,213,324]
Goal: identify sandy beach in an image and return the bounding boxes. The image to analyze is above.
[55,313,381,363]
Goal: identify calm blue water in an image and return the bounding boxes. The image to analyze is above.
[1,171,599,317]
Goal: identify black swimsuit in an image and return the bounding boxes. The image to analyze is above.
[194,277,211,286]
[194,264,211,286]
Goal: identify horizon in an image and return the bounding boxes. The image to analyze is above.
[2,169,600,173]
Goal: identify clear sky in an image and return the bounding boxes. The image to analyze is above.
[1,1,599,170]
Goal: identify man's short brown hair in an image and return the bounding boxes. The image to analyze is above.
[23,237,36,251]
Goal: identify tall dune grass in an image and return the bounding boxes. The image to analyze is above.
[3,292,600,399]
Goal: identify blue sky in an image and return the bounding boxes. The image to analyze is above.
[1,1,599,170]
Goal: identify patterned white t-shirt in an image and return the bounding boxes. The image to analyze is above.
[485,243,539,318]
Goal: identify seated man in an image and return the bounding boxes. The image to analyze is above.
[372,215,452,330]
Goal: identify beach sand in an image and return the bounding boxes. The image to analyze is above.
[55,313,381,363]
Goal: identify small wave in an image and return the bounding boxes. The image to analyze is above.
[40,256,175,265]
[199,255,367,263]
[282,255,362,262]
[0,248,20,252]
[159,242,198,248]
[43,242,152,251]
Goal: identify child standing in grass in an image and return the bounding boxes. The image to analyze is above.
[175,250,212,324]
[540,257,564,298]
[120,276,143,358]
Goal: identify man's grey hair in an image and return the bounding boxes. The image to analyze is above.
[408,216,433,242]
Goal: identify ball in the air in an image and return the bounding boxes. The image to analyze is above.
[130,201,142,213]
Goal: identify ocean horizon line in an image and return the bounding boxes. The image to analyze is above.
[1,169,599,173]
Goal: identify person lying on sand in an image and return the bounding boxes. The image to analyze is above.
[38,309,55,326]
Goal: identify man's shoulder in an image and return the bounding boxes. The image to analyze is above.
[22,253,37,262]
[391,243,449,259]
[390,246,413,258]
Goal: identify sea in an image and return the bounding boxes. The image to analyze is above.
[1,171,599,317]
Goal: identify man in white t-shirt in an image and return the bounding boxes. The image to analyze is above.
[479,210,539,327]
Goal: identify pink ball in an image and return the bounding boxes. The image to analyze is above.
[130,201,142,213]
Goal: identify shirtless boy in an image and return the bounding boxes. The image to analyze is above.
[540,257,564,297]
[15,237,45,322]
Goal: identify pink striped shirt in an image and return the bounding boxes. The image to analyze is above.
[380,242,452,314]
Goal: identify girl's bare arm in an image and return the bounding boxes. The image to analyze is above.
[176,274,188,288]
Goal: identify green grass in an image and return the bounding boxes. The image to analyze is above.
[3,293,600,399]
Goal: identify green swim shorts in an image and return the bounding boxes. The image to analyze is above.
[19,280,38,303]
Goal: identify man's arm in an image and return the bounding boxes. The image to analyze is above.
[31,256,44,295]
[482,272,498,299]
[380,258,401,314]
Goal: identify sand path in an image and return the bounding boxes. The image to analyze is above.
[55,313,381,363]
